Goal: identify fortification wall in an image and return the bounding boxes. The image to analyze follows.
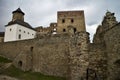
[0,32,90,80]
[0,39,34,60]
[0,34,70,77]
[89,43,107,80]
[104,23,120,80]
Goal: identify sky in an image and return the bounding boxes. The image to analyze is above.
[0,0,120,41]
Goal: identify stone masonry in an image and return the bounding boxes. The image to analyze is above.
[0,10,120,80]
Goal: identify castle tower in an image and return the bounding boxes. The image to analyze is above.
[102,11,118,29]
[93,11,118,43]
[57,11,86,33]
[12,8,25,21]
[4,8,36,42]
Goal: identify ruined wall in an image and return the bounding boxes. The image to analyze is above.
[32,34,70,77]
[68,32,89,80]
[0,32,90,80]
[0,34,70,77]
[104,23,120,80]
[89,43,107,80]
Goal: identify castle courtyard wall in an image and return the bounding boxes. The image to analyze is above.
[0,34,70,77]
[104,23,120,80]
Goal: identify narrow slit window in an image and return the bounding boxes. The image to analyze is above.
[71,19,74,23]
[18,34,21,39]
[62,19,65,23]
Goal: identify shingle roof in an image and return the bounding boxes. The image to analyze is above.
[6,20,35,31]
[12,8,25,15]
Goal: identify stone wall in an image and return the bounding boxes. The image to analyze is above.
[68,32,90,80]
[104,23,120,80]
[0,32,90,80]
[89,43,107,80]
[0,34,70,77]
[0,37,4,43]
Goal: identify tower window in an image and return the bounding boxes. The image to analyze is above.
[74,28,77,33]
[28,32,29,34]
[10,28,12,31]
[19,29,21,32]
[62,19,65,23]
[63,29,66,32]
[71,19,74,23]
[24,31,25,33]
[18,34,21,39]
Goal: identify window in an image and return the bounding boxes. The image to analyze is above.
[30,46,34,52]
[74,28,77,33]
[19,29,21,32]
[63,29,66,32]
[18,34,21,39]
[71,19,74,23]
[10,28,12,31]
[28,32,29,34]
[24,31,25,33]
[62,19,65,23]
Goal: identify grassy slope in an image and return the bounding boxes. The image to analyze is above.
[0,56,66,80]
[2,65,66,80]
[0,56,11,63]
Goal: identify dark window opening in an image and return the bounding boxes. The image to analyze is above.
[28,32,29,34]
[71,19,74,23]
[10,28,12,31]
[30,46,33,52]
[74,28,77,33]
[18,61,22,67]
[24,31,25,33]
[19,29,21,32]
[62,19,65,23]
[63,29,66,32]
[18,34,21,39]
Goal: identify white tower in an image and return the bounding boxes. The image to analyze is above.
[4,8,36,42]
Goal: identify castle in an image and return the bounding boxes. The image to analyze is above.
[0,8,120,80]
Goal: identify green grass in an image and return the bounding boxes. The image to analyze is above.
[2,65,66,80]
[0,56,12,63]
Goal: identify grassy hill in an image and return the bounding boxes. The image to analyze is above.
[0,56,66,80]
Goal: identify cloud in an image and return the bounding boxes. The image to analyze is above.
[0,0,120,41]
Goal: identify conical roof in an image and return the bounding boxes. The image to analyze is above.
[12,8,25,15]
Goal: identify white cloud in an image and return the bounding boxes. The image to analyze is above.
[0,0,120,40]
[86,23,99,42]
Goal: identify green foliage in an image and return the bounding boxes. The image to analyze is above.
[2,65,66,80]
[0,56,12,63]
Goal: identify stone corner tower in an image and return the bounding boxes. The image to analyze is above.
[12,8,25,22]
[57,10,86,33]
